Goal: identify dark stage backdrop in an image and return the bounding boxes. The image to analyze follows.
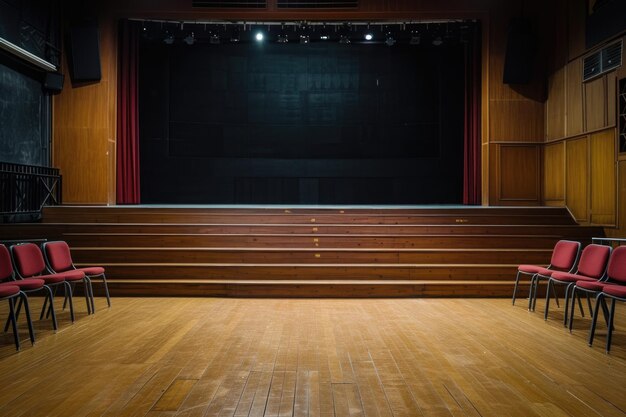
[139,41,464,204]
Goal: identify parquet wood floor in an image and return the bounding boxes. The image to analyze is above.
[0,297,624,416]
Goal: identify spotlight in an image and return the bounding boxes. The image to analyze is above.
[410,31,421,45]
[300,34,310,44]
[320,35,329,40]
[183,32,195,45]
[163,31,174,45]
[432,36,443,46]
[339,34,350,44]
[364,33,373,41]
[210,33,220,44]
[255,32,264,42]
[230,28,240,43]
[385,34,396,46]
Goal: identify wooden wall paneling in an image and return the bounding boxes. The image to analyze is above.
[543,142,565,205]
[566,58,584,136]
[567,0,587,61]
[53,15,116,205]
[607,71,617,127]
[489,144,499,205]
[590,129,616,226]
[498,145,541,204]
[103,17,118,205]
[565,136,589,222]
[606,160,626,236]
[585,76,607,132]
[489,101,545,142]
[546,67,566,140]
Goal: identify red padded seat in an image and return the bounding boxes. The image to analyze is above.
[0,278,45,291]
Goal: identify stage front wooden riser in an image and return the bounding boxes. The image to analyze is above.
[0,206,603,297]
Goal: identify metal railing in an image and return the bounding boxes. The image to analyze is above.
[0,162,62,223]
[592,237,626,247]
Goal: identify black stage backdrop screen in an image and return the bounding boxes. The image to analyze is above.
[139,41,464,204]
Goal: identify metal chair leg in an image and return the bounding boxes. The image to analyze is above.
[20,292,35,345]
[589,293,603,346]
[606,298,617,353]
[544,280,552,320]
[7,297,19,351]
[563,283,572,327]
[102,273,111,308]
[64,282,75,323]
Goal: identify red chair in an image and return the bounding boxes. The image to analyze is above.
[43,241,111,312]
[512,240,581,310]
[544,244,611,324]
[587,246,626,352]
[11,243,86,324]
[0,243,43,336]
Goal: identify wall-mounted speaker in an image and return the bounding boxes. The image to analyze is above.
[68,23,101,82]
[43,72,64,92]
[503,18,535,84]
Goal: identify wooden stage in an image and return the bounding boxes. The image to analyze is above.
[0,297,624,416]
[0,205,603,297]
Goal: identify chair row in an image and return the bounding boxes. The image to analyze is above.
[512,239,626,353]
[0,241,111,350]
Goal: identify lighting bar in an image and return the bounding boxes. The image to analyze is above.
[0,36,57,72]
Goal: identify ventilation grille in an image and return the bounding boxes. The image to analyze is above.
[277,0,357,8]
[602,40,623,72]
[583,39,622,82]
[583,52,601,81]
[192,0,266,8]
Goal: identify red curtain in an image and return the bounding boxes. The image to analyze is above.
[463,23,482,205]
[116,19,140,204]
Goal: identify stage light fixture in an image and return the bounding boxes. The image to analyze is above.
[339,35,350,44]
[255,32,264,42]
[364,33,373,41]
[320,35,329,40]
[277,34,289,43]
[183,32,195,45]
[385,34,396,46]
[410,31,421,45]
[163,31,174,45]
[300,34,310,44]
[230,27,240,43]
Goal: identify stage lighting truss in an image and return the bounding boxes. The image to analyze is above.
[138,19,473,46]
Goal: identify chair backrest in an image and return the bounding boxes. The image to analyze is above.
[0,244,14,281]
[607,246,626,284]
[550,240,581,271]
[11,243,47,278]
[576,244,611,279]
[43,241,73,273]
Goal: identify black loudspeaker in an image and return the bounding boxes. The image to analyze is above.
[43,72,64,92]
[68,24,101,82]
[503,18,535,84]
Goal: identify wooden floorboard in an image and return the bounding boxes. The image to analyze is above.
[0,297,624,416]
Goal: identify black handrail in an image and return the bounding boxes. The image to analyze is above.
[0,161,62,223]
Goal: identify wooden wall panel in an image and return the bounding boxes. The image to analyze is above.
[543,142,565,204]
[498,145,540,203]
[546,67,566,140]
[565,136,588,222]
[607,71,617,127]
[52,16,117,204]
[606,160,626,236]
[565,59,584,136]
[489,101,545,142]
[585,76,607,132]
[590,129,616,225]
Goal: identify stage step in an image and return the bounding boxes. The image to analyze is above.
[0,206,604,297]
[102,279,530,297]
